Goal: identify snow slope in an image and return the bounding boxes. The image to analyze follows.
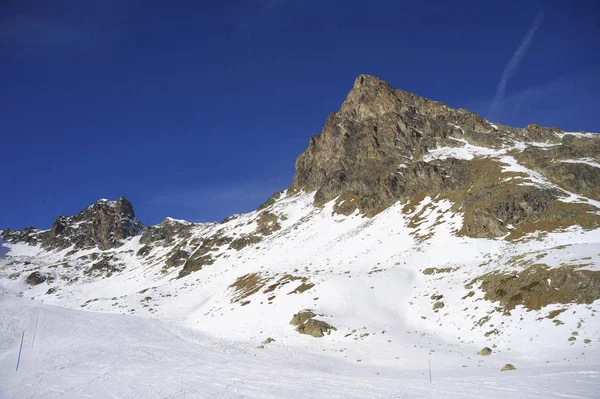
[1,296,598,399]
[1,191,600,398]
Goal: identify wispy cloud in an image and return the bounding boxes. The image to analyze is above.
[471,67,600,130]
[490,12,544,114]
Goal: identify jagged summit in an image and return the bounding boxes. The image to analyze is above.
[45,196,142,250]
[292,74,600,238]
[89,197,128,208]
[2,196,143,251]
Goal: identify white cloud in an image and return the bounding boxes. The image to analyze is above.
[490,13,544,114]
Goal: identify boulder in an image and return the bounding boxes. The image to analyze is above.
[296,319,335,338]
[290,310,316,326]
[477,347,492,356]
[26,271,46,286]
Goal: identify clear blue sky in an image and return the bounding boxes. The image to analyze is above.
[1,0,599,229]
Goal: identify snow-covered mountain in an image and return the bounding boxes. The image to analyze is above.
[2,75,599,397]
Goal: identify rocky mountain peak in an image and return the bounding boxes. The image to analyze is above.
[1,197,143,251]
[43,196,142,251]
[292,74,472,210]
[292,74,599,238]
[339,74,397,122]
[340,74,458,123]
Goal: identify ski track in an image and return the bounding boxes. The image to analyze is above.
[1,296,598,399]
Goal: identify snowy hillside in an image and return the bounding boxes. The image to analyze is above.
[1,74,599,398]
[2,296,598,398]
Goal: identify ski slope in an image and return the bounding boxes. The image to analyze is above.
[1,296,598,399]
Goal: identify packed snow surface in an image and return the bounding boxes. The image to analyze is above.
[1,296,598,399]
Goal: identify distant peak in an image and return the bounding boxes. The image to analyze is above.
[162,217,192,225]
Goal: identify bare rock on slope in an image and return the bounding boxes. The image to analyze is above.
[477,347,492,356]
[26,271,47,286]
[2,197,143,251]
[140,218,194,246]
[291,74,600,238]
[474,265,600,311]
[43,197,143,250]
[290,310,335,338]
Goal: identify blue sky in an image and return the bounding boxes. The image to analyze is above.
[1,0,599,229]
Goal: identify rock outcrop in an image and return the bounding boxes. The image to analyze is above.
[474,265,600,311]
[290,310,335,338]
[26,271,47,286]
[2,197,143,251]
[140,218,195,246]
[1,227,43,245]
[291,74,600,238]
[477,347,492,356]
[42,197,143,250]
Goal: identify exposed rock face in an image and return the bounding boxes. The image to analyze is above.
[179,234,233,278]
[515,135,600,201]
[26,271,46,286]
[227,211,281,252]
[165,249,189,268]
[292,74,485,212]
[1,227,43,245]
[291,74,600,237]
[85,256,123,277]
[475,265,600,311]
[140,218,194,246]
[229,235,262,251]
[2,197,143,251]
[42,198,143,250]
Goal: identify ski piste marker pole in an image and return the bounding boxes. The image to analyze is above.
[16,331,25,372]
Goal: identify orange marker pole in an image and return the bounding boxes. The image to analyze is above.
[32,333,36,348]
[16,331,25,372]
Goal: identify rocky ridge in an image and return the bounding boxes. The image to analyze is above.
[292,75,600,239]
[2,197,143,251]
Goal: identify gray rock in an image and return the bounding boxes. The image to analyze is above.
[477,347,492,356]
[41,197,143,251]
[289,74,600,238]
[26,271,46,286]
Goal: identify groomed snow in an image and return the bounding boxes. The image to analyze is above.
[2,296,598,399]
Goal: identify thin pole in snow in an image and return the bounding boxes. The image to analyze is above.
[429,357,432,383]
[32,300,42,348]
[16,331,25,372]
